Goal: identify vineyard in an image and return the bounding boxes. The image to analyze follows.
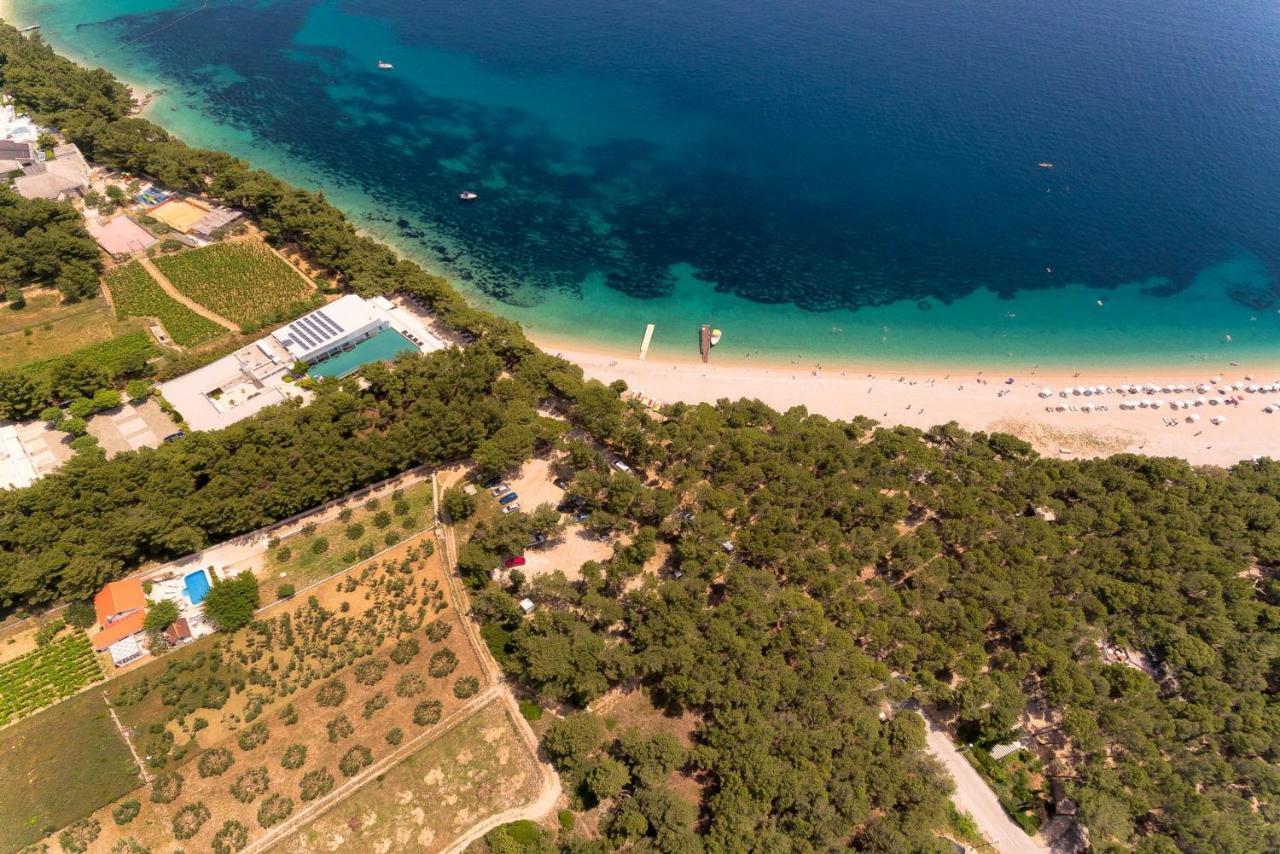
[105,261,227,347]
[0,630,104,727]
[153,241,316,329]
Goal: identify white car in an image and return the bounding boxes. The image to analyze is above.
[502,503,521,514]
[611,460,632,474]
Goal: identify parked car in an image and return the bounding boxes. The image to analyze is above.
[611,460,632,474]
[504,555,526,568]
[527,533,548,548]
[481,475,502,489]
[163,431,186,443]
[572,510,590,523]
[491,483,512,496]
[498,491,519,506]
[502,503,521,514]
[553,477,571,490]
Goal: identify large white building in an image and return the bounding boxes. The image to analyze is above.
[159,295,443,432]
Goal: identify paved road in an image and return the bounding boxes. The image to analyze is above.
[921,713,1049,854]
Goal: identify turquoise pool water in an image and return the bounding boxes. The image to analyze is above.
[307,328,419,378]
[184,569,211,605]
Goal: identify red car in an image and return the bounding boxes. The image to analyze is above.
[504,555,526,568]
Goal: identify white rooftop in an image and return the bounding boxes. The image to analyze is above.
[0,425,37,490]
[271,294,386,362]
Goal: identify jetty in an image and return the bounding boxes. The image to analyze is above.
[699,324,711,363]
[19,24,40,32]
[639,323,655,360]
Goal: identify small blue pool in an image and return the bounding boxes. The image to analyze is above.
[184,569,211,605]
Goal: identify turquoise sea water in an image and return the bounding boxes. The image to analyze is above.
[11,0,1280,369]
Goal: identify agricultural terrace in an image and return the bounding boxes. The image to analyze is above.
[0,292,145,373]
[105,261,227,347]
[273,698,542,853]
[44,533,489,854]
[0,688,142,851]
[265,481,435,590]
[0,629,103,727]
[153,241,317,330]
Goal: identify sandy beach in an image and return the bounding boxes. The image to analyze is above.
[540,337,1280,467]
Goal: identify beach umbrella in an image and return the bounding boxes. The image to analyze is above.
[1211,416,1226,425]
[1196,384,1209,393]
[1128,384,1140,394]
[1209,397,1220,406]
[1082,387,1093,396]
[1265,406,1275,414]
[1211,376,1222,384]
[1187,413,1200,422]
[1247,385,1259,393]
[1151,400,1164,409]
[1054,404,1066,412]
[1081,402,1094,412]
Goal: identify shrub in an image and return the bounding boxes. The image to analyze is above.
[384,531,400,547]
[68,397,95,419]
[338,745,373,777]
[386,727,403,746]
[345,522,365,541]
[112,799,141,826]
[279,703,299,725]
[395,673,427,698]
[393,499,410,516]
[275,546,292,562]
[363,692,389,719]
[327,714,354,742]
[372,510,392,529]
[442,486,475,521]
[237,721,270,751]
[310,537,329,555]
[143,599,179,632]
[230,767,270,803]
[93,389,122,411]
[150,771,183,804]
[299,768,335,801]
[389,637,419,665]
[413,700,443,726]
[316,679,347,707]
[354,657,388,685]
[58,817,101,853]
[66,600,96,629]
[338,508,353,523]
[428,648,458,678]
[281,743,307,769]
[110,838,148,854]
[125,378,153,401]
[211,819,249,854]
[519,701,543,722]
[559,810,576,831]
[425,619,452,643]
[34,618,65,646]
[276,583,295,600]
[198,747,235,777]
[454,676,480,699]
[171,802,211,840]
[257,793,293,829]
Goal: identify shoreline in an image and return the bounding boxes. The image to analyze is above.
[541,336,1280,467]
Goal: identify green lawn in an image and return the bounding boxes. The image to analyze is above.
[105,261,227,347]
[153,241,316,330]
[0,687,142,852]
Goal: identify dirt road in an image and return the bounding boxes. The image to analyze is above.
[921,713,1048,854]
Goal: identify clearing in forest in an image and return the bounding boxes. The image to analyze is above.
[33,532,491,854]
[105,261,227,347]
[153,241,317,330]
[271,697,542,853]
[0,292,145,372]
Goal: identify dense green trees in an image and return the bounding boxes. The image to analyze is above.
[0,187,101,302]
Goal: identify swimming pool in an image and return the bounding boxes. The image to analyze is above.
[184,569,211,605]
[307,329,419,379]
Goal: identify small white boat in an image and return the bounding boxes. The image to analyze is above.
[458,190,478,202]
[1037,162,1054,168]
[709,328,722,346]
[377,60,394,69]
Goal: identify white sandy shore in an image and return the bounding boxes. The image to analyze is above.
[541,339,1280,467]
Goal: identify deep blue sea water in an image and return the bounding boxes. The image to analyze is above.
[12,0,1280,367]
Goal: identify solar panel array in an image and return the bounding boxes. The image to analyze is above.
[283,310,344,352]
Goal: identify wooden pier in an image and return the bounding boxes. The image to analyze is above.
[699,324,711,363]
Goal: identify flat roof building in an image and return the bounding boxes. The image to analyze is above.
[272,294,389,364]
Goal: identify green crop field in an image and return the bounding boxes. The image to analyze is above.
[0,630,104,727]
[105,261,227,347]
[0,688,141,852]
[153,241,316,329]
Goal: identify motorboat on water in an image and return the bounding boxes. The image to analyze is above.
[377,60,394,69]
[459,190,478,201]
[1037,161,1054,168]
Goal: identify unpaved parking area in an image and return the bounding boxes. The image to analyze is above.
[504,457,564,513]
[522,526,615,582]
[87,399,179,456]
